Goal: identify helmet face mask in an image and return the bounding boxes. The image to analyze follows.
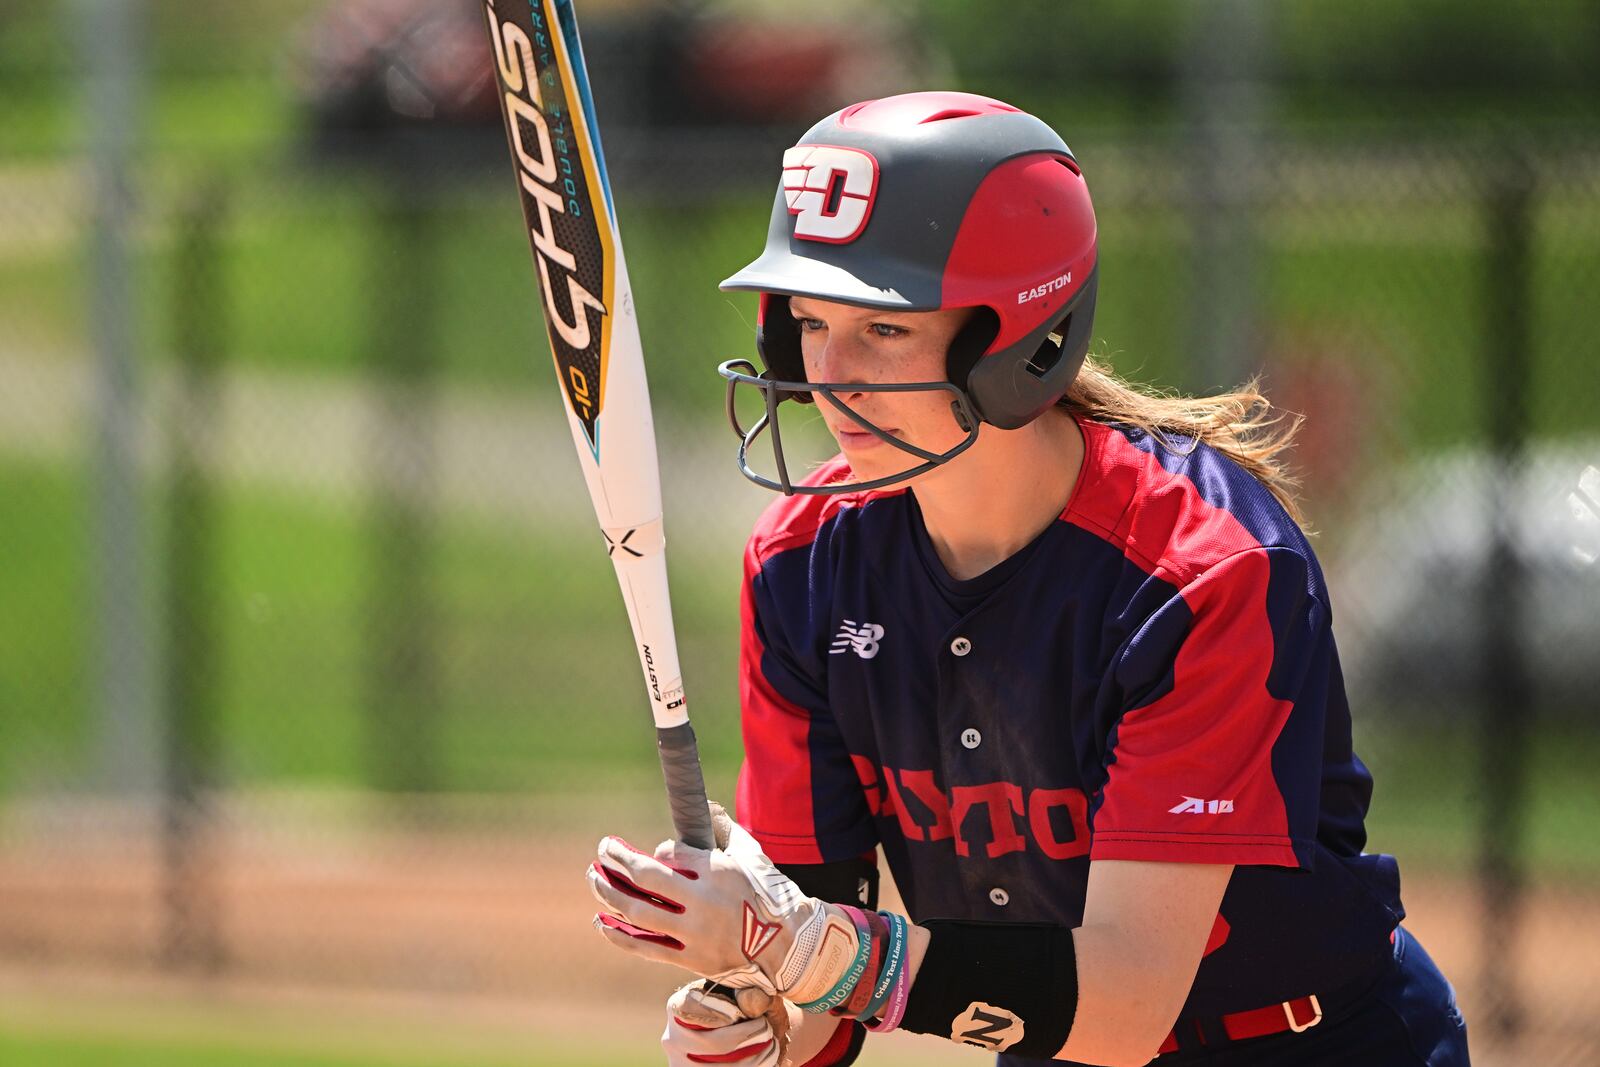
[718,91,1098,496]
[719,357,982,496]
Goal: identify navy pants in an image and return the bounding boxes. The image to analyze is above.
[999,926,1470,1067]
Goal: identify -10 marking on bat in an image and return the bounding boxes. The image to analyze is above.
[569,365,593,417]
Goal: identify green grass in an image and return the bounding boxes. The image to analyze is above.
[0,1031,494,1067]
[0,457,93,791]
[207,476,747,794]
[0,454,746,800]
[1359,721,1600,880]
[1092,195,1600,445]
[0,76,296,162]
[0,1022,643,1067]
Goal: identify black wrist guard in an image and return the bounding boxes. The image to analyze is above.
[899,920,1079,1058]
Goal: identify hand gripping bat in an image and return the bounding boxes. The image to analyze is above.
[482,0,716,849]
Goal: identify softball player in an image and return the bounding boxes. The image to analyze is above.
[587,91,1470,1066]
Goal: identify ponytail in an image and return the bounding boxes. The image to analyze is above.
[1060,353,1309,530]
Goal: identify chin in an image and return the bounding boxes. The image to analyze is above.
[844,455,929,487]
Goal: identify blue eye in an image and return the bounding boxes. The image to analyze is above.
[795,317,825,332]
[870,323,907,338]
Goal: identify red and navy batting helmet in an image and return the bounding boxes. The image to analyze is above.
[717,91,1098,494]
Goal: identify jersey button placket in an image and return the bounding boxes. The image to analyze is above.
[948,636,977,749]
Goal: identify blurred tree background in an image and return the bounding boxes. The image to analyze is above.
[0,1,1596,1065]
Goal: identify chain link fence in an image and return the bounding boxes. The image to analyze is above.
[1,2,1597,1064]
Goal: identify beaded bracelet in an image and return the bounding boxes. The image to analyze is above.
[796,905,873,1015]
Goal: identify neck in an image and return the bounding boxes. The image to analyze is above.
[912,410,1085,581]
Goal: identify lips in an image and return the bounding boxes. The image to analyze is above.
[835,425,896,446]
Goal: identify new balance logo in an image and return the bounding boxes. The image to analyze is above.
[830,620,884,659]
[951,1002,1025,1052]
[741,901,781,961]
[1169,796,1235,814]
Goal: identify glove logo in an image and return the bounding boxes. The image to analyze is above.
[952,1001,1026,1051]
[782,145,879,244]
[741,901,782,961]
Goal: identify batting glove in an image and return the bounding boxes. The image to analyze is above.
[589,802,864,1007]
[662,979,796,1067]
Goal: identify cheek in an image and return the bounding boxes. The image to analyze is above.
[902,348,955,415]
[798,334,821,380]
[897,341,948,385]
[906,391,967,442]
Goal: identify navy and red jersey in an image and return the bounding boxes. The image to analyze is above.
[734,415,1405,1016]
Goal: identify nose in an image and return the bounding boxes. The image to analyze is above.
[810,331,872,400]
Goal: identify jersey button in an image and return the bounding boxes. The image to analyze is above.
[989,887,1010,906]
[950,636,972,656]
[960,728,982,749]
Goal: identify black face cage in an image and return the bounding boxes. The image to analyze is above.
[717,359,982,496]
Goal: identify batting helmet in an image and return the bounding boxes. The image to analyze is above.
[717,91,1098,495]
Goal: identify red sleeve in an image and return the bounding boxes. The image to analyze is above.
[1091,547,1327,868]
[736,536,877,865]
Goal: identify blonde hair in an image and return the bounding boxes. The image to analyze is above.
[1060,353,1309,530]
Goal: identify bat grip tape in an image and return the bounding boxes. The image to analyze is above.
[657,723,715,849]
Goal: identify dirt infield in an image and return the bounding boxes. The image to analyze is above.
[1,795,1595,1065]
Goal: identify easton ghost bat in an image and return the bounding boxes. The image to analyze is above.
[483,0,715,849]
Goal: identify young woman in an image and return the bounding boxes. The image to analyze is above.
[586,92,1469,1067]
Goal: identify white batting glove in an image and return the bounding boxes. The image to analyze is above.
[662,980,796,1067]
[588,803,863,1006]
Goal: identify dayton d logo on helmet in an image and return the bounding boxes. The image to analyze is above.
[718,91,1099,496]
[782,145,881,243]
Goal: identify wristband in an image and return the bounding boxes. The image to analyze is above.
[898,919,1078,1058]
[863,912,911,1033]
[797,905,872,1014]
[856,911,899,1021]
[835,909,886,1019]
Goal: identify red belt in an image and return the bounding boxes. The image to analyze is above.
[1157,929,1397,1055]
[1156,994,1323,1056]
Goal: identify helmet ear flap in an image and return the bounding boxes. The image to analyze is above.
[944,307,1001,416]
[964,266,1098,429]
[756,295,813,405]
[1047,265,1097,393]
